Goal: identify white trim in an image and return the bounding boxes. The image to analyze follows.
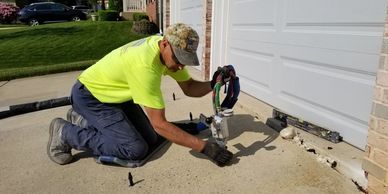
[210,0,230,74]
[123,0,146,13]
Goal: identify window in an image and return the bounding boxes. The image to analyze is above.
[51,4,66,10]
[74,6,89,9]
[34,4,51,10]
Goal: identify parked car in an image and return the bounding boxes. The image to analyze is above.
[18,2,87,26]
[71,5,92,15]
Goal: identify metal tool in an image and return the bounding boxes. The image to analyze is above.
[211,109,233,148]
[200,65,240,148]
[199,109,233,149]
[128,172,134,187]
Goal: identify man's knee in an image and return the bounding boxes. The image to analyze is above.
[117,140,148,160]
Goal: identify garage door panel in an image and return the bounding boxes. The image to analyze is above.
[230,29,277,44]
[230,24,277,33]
[231,0,276,24]
[212,0,387,149]
[229,48,273,90]
[241,77,273,101]
[285,0,385,23]
[281,32,383,55]
[280,46,379,78]
[278,89,369,132]
[280,59,374,122]
[228,39,275,57]
[283,23,383,36]
[278,91,368,147]
[230,29,382,56]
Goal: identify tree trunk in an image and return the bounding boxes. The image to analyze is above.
[101,0,106,10]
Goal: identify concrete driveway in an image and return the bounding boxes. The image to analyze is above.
[0,70,360,193]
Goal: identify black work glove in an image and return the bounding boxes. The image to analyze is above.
[201,141,233,167]
[210,65,235,89]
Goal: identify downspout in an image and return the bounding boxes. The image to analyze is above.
[158,0,163,34]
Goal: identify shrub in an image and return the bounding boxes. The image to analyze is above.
[108,0,118,11]
[108,0,114,10]
[98,10,119,21]
[0,3,20,24]
[132,13,148,21]
[15,0,33,9]
[116,0,123,12]
[131,20,158,35]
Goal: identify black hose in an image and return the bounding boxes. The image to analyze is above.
[0,97,71,119]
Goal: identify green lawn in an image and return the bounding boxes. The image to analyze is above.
[0,21,147,80]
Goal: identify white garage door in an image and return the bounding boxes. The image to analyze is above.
[170,0,204,70]
[211,0,387,149]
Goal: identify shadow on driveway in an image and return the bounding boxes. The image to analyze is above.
[189,114,279,166]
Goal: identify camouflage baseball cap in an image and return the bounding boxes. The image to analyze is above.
[165,23,200,66]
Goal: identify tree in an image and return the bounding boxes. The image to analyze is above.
[87,0,97,12]
[15,0,33,9]
[101,0,105,10]
[116,0,122,11]
[55,0,77,6]
[108,0,116,10]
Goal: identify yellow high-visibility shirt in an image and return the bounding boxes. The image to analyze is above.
[78,35,191,109]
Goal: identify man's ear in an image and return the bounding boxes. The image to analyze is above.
[160,39,169,48]
[159,40,170,55]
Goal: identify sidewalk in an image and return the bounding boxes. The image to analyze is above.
[0,69,360,193]
[0,27,24,30]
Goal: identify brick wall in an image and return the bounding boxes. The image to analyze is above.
[201,0,212,81]
[363,4,388,193]
[146,0,158,27]
[163,0,170,31]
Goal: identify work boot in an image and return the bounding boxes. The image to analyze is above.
[47,118,73,165]
[67,108,87,128]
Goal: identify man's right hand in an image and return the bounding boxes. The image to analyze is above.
[210,65,236,89]
[201,141,233,167]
